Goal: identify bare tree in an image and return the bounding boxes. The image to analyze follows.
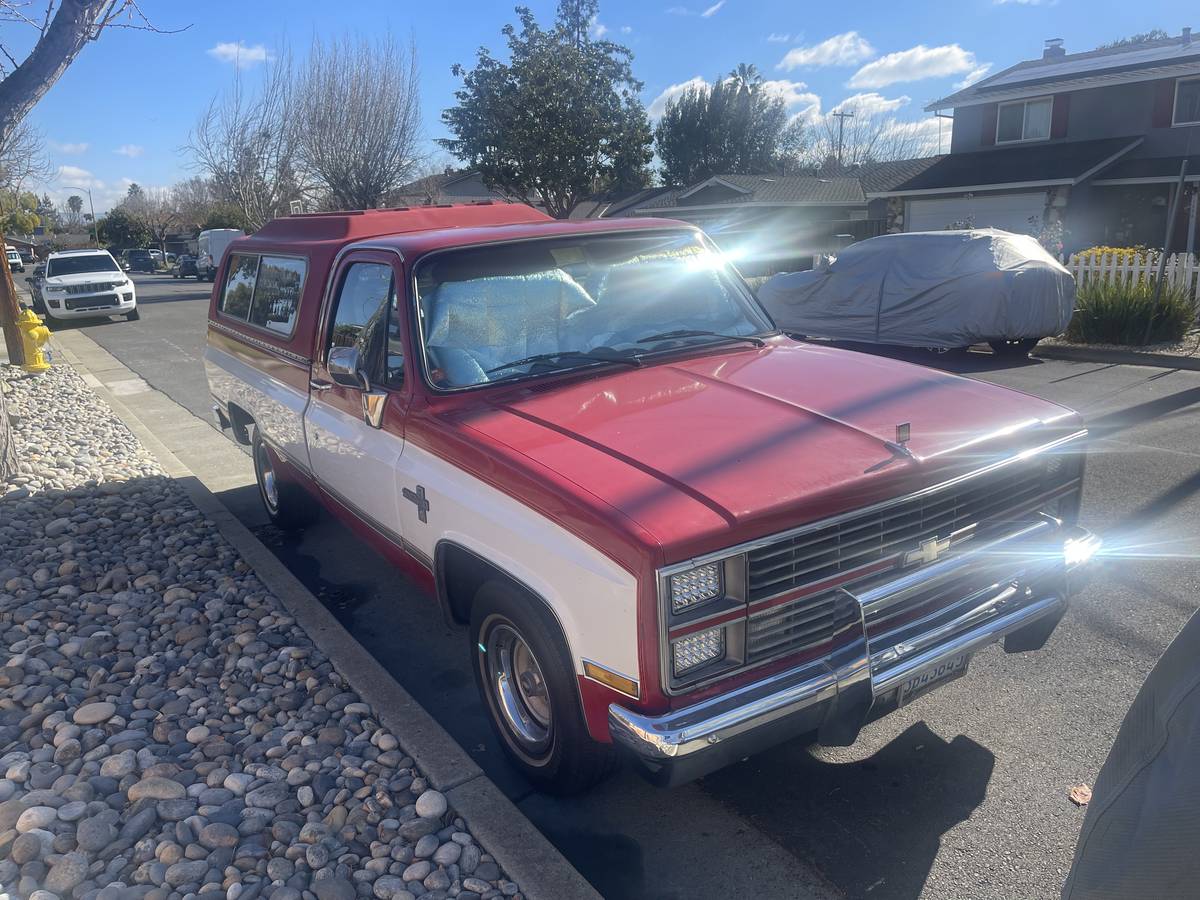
[187,50,305,231]
[295,35,423,210]
[171,175,214,229]
[124,186,178,258]
[805,108,941,172]
[0,119,49,192]
[0,1,183,147]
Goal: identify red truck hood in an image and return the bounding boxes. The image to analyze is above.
[456,339,1081,561]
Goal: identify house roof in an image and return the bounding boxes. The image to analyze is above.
[567,187,676,219]
[633,174,866,212]
[870,136,1144,197]
[1092,154,1200,184]
[929,31,1200,111]
[854,157,946,194]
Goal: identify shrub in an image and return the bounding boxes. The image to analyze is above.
[1074,245,1153,264]
[1066,278,1197,345]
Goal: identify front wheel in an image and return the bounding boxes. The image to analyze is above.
[125,308,140,321]
[471,581,619,795]
[251,424,318,530]
[989,338,1039,357]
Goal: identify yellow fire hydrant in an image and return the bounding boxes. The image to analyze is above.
[17,308,51,374]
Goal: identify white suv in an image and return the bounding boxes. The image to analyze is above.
[39,249,138,322]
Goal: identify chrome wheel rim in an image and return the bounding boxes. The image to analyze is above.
[256,442,279,512]
[485,622,552,754]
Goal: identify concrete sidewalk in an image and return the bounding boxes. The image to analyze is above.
[48,328,602,900]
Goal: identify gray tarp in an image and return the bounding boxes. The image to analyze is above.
[756,229,1076,349]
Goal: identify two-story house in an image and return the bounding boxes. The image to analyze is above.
[873,30,1200,254]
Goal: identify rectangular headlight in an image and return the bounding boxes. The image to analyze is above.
[672,626,725,677]
[669,563,722,613]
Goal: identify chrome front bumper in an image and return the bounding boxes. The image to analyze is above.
[609,519,1100,786]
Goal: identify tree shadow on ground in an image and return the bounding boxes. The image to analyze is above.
[700,720,996,900]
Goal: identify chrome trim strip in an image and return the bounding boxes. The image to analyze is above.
[209,319,311,367]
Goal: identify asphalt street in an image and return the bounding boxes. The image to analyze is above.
[37,272,1200,900]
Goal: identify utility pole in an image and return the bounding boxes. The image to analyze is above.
[832,109,855,169]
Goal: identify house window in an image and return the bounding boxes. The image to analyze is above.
[997,97,1053,143]
[1174,77,1200,126]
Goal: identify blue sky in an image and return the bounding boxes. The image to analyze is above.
[22,0,1193,212]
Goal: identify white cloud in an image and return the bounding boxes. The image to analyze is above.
[849,43,978,88]
[767,33,792,43]
[55,165,100,189]
[665,5,691,14]
[207,41,272,68]
[50,141,88,155]
[589,17,608,38]
[830,91,911,117]
[114,144,144,158]
[777,31,875,71]
[701,1,725,17]
[954,63,993,90]
[760,79,820,109]
[620,25,633,34]
[648,75,710,118]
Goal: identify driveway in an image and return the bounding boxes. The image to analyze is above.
[47,272,1200,900]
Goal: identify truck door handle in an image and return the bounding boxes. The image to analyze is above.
[309,380,332,392]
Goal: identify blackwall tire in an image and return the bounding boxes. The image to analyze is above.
[470,580,619,795]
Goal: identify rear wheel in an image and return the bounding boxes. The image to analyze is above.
[471,580,619,795]
[251,424,318,529]
[989,338,1038,357]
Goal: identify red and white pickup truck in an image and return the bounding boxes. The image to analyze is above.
[205,203,1100,793]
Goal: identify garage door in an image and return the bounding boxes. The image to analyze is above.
[906,192,1047,234]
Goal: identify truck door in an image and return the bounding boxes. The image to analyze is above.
[304,251,409,543]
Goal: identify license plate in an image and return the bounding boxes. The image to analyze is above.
[896,652,970,707]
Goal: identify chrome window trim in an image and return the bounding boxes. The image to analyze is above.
[656,427,1087,697]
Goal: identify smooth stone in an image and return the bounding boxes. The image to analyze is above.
[73,702,117,726]
[128,777,186,802]
[413,791,447,819]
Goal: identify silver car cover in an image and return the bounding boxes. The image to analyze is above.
[756,229,1076,349]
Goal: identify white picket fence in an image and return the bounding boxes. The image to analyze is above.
[1064,251,1200,298]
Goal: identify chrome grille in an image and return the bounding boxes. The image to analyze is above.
[747,591,857,663]
[747,461,1053,603]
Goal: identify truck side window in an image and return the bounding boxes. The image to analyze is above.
[221,254,259,320]
[248,255,306,336]
[328,263,397,382]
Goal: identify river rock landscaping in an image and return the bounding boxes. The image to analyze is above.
[0,365,520,900]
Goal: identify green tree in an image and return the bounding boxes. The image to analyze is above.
[440,0,653,217]
[98,205,151,250]
[0,191,39,235]
[654,71,800,185]
[125,182,144,203]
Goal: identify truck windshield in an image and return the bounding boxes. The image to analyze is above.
[415,231,774,389]
[46,255,120,277]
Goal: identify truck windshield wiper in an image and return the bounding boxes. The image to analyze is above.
[485,349,642,375]
[635,329,765,348]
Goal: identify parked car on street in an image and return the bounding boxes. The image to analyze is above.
[206,205,1099,794]
[172,254,198,278]
[196,228,244,281]
[6,245,25,273]
[126,248,158,273]
[28,263,45,306]
[38,248,138,323]
[757,229,1076,355]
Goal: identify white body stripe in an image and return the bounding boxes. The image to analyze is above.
[397,440,640,681]
[205,345,310,469]
[206,344,640,683]
[304,397,406,541]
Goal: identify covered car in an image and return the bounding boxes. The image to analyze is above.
[756,229,1075,353]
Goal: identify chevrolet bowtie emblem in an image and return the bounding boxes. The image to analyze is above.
[906,535,951,566]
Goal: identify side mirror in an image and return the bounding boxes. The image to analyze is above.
[328,346,368,390]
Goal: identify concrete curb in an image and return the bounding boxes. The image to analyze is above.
[51,333,601,900]
[1034,344,1200,370]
